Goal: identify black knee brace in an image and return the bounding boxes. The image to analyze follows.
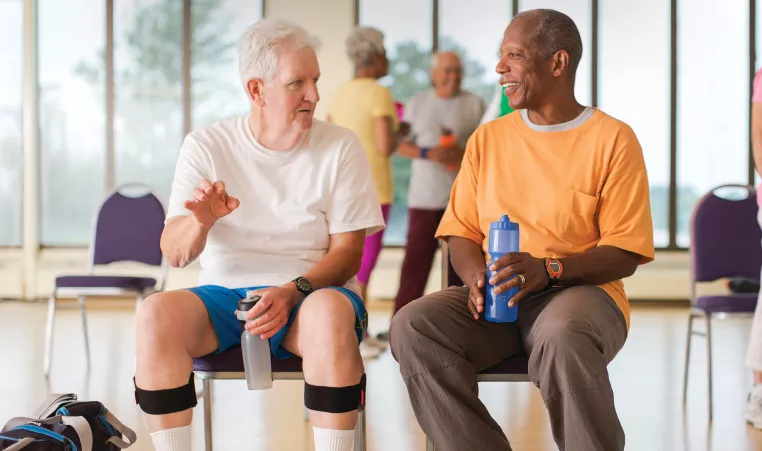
[134,373,198,415]
[304,374,366,413]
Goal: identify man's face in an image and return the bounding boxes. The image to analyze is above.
[432,52,463,97]
[495,17,554,110]
[260,46,321,132]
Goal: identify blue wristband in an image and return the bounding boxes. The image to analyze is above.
[420,147,429,159]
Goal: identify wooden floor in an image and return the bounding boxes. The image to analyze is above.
[1,300,761,451]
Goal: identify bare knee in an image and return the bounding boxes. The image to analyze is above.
[135,292,175,339]
[298,290,357,352]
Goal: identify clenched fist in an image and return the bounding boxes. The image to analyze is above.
[184,178,240,228]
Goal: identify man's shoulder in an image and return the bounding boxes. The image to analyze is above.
[475,110,521,136]
[186,116,245,153]
[458,90,485,106]
[592,109,639,142]
[309,120,360,152]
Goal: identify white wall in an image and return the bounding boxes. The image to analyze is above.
[265,0,354,119]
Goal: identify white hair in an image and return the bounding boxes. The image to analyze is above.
[238,19,321,86]
[346,27,385,67]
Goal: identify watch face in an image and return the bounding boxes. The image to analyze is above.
[549,262,561,272]
[296,277,312,293]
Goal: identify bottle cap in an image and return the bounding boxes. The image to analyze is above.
[490,215,519,231]
[238,294,260,313]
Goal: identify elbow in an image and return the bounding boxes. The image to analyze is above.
[160,238,186,268]
[620,257,640,279]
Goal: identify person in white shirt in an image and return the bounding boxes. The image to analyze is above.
[132,19,384,451]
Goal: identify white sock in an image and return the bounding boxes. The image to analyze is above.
[313,427,354,451]
[150,425,191,451]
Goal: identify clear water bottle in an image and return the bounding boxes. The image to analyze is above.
[485,215,520,323]
[237,293,273,390]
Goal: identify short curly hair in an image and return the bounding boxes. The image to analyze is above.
[346,27,386,68]
[514,9,582,75]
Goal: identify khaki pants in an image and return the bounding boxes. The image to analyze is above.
[389,285,628,451]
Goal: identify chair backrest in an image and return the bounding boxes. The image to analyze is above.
[90,184,166,267]
[690,184,762,283]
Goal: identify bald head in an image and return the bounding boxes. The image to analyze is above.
[512,9,582,76]
[431,51,463,98]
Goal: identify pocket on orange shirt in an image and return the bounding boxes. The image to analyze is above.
[558,189,600,246]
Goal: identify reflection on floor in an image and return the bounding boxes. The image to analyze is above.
[0,300,760,451]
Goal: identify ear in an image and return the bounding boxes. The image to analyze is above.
[552,50,569,77]
[247,78,266,106]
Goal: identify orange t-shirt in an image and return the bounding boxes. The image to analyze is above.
[436,109,655,328]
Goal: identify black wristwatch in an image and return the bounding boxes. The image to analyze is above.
[291,277,313,296]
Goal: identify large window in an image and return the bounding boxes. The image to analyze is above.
[39,0,107,245]
[359,0,434,246]
[599,0,670,247]
[439,0,512,104]
[115,0,184,206]
[191,0,263,127]
[677,0,749,247]
[519,0,592,105]
[0,0,23,246]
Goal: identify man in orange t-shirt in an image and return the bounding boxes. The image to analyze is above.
[389,9,654,451]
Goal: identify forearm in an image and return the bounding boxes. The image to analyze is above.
[160,216,211,268]
[556,245,640,286]
[289,247,363,294]
[448,236,487,283]
[397,141,424,159]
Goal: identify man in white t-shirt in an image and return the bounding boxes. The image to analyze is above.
[132,19,384,451]
[385,52,485,330]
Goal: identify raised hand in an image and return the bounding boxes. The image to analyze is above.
[184,178,240,228]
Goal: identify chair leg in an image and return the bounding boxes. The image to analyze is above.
[43,294,57,377]
[426,437,435,451]
[353,409,366,451]
[79,296,91,371]
[682,313,694,408]
[705,314,713,422]
[203,379,213,451]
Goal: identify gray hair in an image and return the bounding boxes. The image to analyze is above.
[346,27,385,68]
[513,9,582,75]
[238,19,321,86]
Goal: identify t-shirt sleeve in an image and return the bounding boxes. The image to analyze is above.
[326,133,386,236]
[165,135,213,221]
[370,85,399,129]
[596,125,656,264]
[753,69,762,103]
[435,131,483,245]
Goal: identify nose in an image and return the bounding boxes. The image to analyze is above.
[496,56,508,75]
[305,81,320,103]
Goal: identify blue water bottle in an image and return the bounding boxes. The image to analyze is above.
[485,215,520,323]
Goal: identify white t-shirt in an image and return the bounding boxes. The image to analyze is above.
[406,89,485,210]
[166,116,386,294]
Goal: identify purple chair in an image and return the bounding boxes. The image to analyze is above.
[682,184,762,421]
[192,349,366,451]
[425,243,530,451]
[44,184,167,376]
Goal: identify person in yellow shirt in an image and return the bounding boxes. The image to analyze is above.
[329,26,400,358]
[389,9,654,451]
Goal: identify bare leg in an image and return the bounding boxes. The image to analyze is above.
[282,289,364,430]
[358,283,368,305]
[755,371,762,385]
[134,290,219,432]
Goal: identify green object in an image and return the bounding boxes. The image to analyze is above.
[499,91,513,117]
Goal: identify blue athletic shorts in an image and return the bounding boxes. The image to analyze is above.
[188,285,367,360]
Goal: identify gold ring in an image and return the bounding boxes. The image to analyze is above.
[517,274,526,288]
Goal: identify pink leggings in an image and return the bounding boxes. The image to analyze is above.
[357,204,391,284]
